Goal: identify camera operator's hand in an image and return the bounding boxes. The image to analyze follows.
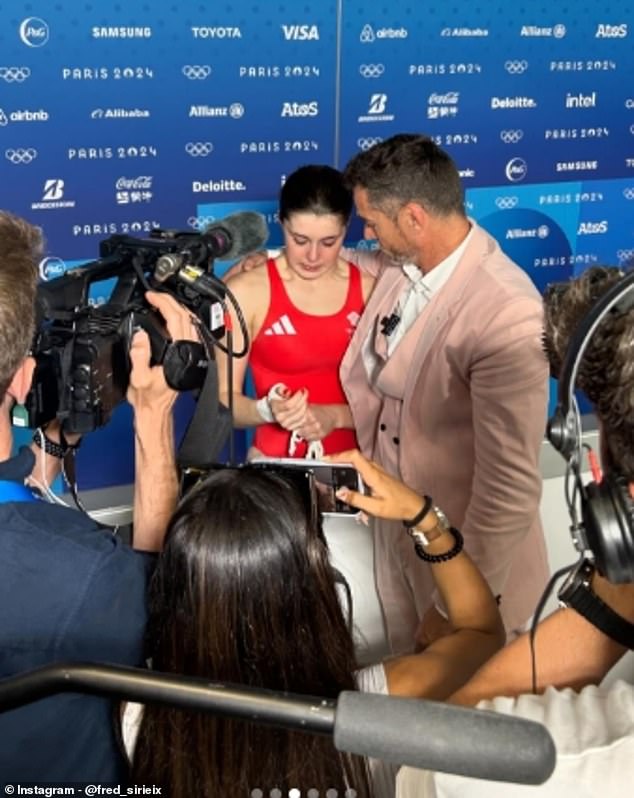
[127,291,199,553]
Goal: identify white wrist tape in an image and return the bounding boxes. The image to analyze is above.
[256,382,288,423]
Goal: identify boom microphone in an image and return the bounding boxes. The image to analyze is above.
[0,663,556,786]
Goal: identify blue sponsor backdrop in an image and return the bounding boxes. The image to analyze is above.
[0,1,633,488]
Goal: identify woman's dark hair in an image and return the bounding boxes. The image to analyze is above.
[279,164,353,225]
[543,265,634,480]
[132,467,370,797]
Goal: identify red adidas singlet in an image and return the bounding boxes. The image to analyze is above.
[250,258,365,457]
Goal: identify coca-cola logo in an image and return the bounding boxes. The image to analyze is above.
[428,91,460,104]
[115,175,153,190]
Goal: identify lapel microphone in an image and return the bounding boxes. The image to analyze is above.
[380,312,401,336]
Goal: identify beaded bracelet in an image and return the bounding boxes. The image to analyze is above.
[413,526,464,564]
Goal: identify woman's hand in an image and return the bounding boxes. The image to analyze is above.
[326,449,425,522]
[296,404,339,441]
[270,386,309,430]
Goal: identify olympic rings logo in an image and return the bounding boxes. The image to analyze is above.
[187,216,216,230]
[504,60,528,75]
[495,196,519,210]
[0,66,31,82]
[617,249,634,263]
[623,188,634,200]
[185,142,214,157]
[357,136,383,151]
[182,65,212,80]
[5,148,37,164]
[500,129,524,144]
[359,63,385,78]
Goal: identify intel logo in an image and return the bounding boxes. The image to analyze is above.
[505,157,528,182]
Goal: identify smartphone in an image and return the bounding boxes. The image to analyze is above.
[253,457,363,516]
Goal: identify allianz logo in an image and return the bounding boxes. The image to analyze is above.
[565,91,597,108]
[281,24,319,40]
[506,225,550,240]
[578,221,608,234]
[520,24,566,38]
[491,96,537,109]
[0,108,48,124]
[189,104,244,118]
[191,26,242,38]
[428,92,459,104]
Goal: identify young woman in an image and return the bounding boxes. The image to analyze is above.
[125,451,504,797]
[217,164,376,458]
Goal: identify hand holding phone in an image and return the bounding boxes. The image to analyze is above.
[325,449,425,523]
[252,457,364,516]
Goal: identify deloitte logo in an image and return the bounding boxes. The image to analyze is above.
[505,158,528,182]
[19,17,49,47]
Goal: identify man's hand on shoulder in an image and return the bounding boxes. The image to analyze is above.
[222,250,269,281]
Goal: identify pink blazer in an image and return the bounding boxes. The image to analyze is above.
[340,224,550,634]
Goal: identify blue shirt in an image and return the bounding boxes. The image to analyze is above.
[0,448,155,784]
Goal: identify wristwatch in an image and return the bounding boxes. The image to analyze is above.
[558,558,634,649]
[409,505,451,547]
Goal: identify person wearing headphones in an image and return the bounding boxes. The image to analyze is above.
[391,265,634,797]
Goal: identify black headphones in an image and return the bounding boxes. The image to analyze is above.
[547,269,634,584]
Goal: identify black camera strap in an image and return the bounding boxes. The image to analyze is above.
[176,359,232,469]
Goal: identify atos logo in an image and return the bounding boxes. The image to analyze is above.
[19,17,49,47]
[505,158,528,182]
[281,101,318,117]
[595,24,627,38]
[39,257,67,281]
[578,221,608,234]
[281,24,319,40]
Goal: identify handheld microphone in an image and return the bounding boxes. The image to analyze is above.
[0,663,556,786]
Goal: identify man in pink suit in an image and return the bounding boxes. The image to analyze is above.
[340,134,550,654]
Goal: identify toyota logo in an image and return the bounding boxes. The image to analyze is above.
[357,136,383,151]
[185,142,214,157]
[623,187,634,200]
[359,63,385,78]
[187,215,216,230]
[495,196,519,210]
[0,66,31,82]
[504,60,528,75]
[182,64,212,80]
[5,147,37,164]
[500,129,524,144]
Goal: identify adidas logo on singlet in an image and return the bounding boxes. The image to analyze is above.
[263,314,297,335]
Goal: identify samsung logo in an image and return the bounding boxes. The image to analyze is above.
[92,27,152,38]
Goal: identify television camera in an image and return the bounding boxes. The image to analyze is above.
[23,211,268,436]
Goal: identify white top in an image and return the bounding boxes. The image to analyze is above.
[396,679,634,797]
[122,662,396,798]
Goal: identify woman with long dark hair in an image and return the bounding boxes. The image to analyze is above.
[126,452,504,797]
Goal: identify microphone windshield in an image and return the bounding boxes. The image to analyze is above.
[201,211,269,261]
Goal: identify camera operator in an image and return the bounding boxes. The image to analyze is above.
[0,211,197,783]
